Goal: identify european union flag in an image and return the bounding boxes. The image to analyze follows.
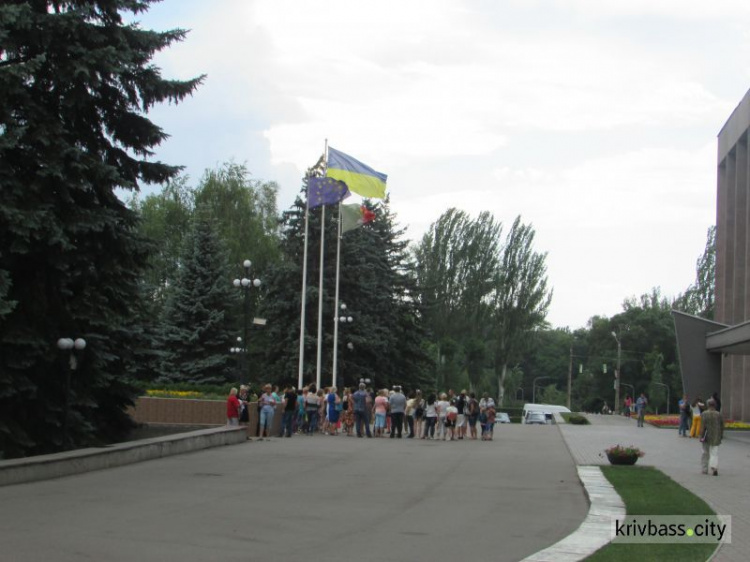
[308,176,350,209]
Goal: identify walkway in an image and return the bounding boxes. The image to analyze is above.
[558,414,750,561]
[0,425,587,562]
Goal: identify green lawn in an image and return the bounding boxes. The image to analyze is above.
[585,466,719,562]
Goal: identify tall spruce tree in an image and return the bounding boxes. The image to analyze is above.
[0,1,203,456]
[157,209,239,385]
[260,186,432,391]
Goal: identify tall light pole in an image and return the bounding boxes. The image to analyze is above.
[567,345,573,409]
[233,259,261,382]
[332,302,353,388]
[611,331,621,416]
[654,382,670,415]
[621,383,635,400]
[230,337,244,381]
[57,337,86,449]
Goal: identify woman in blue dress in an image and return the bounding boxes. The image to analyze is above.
[327,387,341,435]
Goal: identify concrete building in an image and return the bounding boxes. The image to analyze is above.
[674,88,750,423]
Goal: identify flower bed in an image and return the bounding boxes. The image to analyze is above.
[644,414,750,430]
[644,414,679,427]
[146,389,205,399]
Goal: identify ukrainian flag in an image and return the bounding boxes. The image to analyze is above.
[326,147,388,199]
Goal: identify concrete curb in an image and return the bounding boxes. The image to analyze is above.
[521,465,626,562]
[0,426,248,487]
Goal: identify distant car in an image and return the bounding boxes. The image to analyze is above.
[525,411,547,425]
[495,412,511,424]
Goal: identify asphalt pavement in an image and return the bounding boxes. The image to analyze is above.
[0,425,587,562]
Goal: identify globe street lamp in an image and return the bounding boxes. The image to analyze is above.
[230,337,244,381]
[332,302,353,388]
[57,337,86,449]
[233,260,261,381]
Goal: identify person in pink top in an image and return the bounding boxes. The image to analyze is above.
[373,389,389,437]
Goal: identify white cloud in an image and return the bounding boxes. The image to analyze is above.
[555,0,750,19]
[136,0,747,328]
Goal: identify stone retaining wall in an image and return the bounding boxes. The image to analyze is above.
[128,397,282,436]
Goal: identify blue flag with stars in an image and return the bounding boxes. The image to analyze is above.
[308,176,350,208]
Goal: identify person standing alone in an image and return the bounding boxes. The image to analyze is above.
[635,393,648,427]
[700,398,724,476]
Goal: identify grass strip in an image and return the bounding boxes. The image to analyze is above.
[585,466,718,562]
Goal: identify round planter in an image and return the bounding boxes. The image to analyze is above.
[607,453,639,465]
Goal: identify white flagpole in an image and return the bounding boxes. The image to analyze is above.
[315,140,329,390]
[297,192,310,390]
[331,203,343,388]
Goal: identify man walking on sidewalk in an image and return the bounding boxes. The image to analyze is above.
[700,398,724,476]
[635,393,648,427]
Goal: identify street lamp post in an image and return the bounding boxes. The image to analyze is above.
[230,336,244,381]
[611,331,622,415]
[654,382,670,415]
[621,383,635,400]
[333,303,354,388]
[233,259,261,382]
[57,337,86,449]
[532,376,552,403]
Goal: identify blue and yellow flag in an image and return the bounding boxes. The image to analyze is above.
[326,147,387,199]
[308,176,350,209]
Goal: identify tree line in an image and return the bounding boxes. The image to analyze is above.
[0,0,713,458]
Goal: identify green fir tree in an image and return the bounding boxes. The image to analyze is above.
[0,1,203,457]
[157,210,239,385]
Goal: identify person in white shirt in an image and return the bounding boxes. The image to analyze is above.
[436,393,450,440]
[422,394,438,439]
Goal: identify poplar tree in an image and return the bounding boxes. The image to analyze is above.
[0,1,203,456]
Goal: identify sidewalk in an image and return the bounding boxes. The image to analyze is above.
[558,414,750,562]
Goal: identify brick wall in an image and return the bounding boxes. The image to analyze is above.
[128,397,282,436]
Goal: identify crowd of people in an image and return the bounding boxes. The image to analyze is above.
[227,383,500,441]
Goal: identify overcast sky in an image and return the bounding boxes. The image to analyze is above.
[135,0,750,330]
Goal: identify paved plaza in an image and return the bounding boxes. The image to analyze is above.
[558,414,750,562]
[0,425,587,562]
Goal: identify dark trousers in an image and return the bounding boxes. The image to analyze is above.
[390,412,404,437]
[306,410,318,435]
[679,413,690,436]
[355,411,372,437]
[423,417,436,438]
[406,415,415,437]
[280,411,294,437]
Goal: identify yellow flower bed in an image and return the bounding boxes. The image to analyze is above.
[725,420,750,430]
[145,389,204,398]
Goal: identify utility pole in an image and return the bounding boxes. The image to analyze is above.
[567,346,573,410]
[612,331,622,416]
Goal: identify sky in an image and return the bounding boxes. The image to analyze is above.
[133,0,750,330]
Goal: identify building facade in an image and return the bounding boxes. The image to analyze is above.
[715,88,750,422]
